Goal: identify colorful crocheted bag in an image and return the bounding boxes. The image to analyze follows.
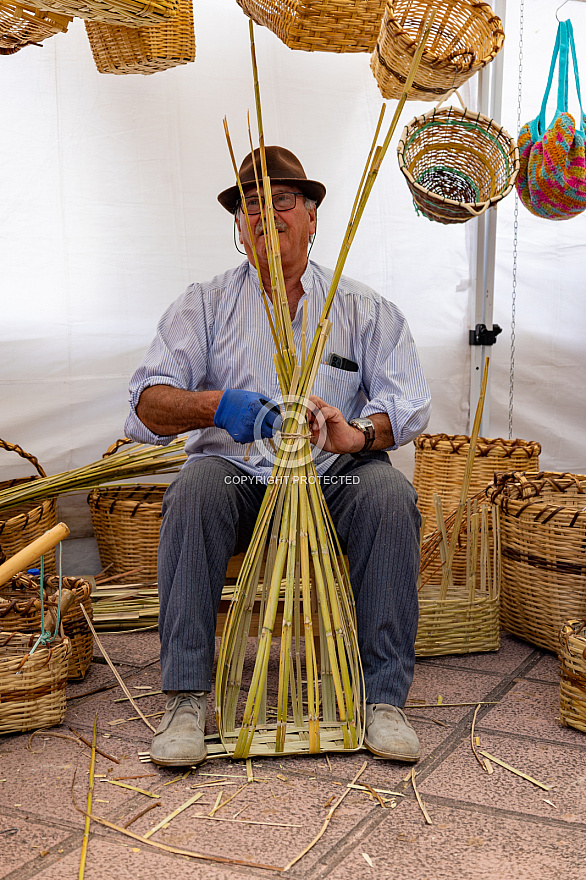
[516,19,586,220]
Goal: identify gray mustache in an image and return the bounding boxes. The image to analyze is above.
[255,218,288,235]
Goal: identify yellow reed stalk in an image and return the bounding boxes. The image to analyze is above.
[439,357,489,600]
[79,714,97,880]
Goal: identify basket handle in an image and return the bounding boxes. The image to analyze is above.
[102,437,134,458]
[0,522,70,586]
[0,438,47,478]
[434,88,467,112]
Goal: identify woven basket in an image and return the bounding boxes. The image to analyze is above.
[34,0,177,26]
[397,104,519,224]
[0,574,93,680]
[88,483,166,580]
[371,0,504,102]
[237,0,386,53]
[487,472,586,653]
[415,503,500,656]
[0,631,70,734]
[0,440,58,576]
[0,0,71,53]
[413,434,541,527]
[85,0,193,73]
[559,619,586,734]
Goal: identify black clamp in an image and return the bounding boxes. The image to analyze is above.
[469,323,502,346]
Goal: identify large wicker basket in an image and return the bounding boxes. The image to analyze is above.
[85,0,194,74]
[237,0,386,53]
[88,483,166,580]
[371,0,504,102]
[413,434,541,527]
[0,631,70,734]
[559,619,586,734]
[397,104,519,224]
[0,0,71,53]
[0,574,93,680]
[0,440,58,575]
[487,472,586,653]
[34,0,177,26]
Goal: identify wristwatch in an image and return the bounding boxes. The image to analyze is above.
[348,418,375,458]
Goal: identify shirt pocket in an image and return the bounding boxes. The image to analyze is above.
[311,363,361,416]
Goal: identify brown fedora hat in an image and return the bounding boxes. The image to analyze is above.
[218,145,326,213]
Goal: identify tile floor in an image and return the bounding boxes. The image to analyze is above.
[1,538,585,880]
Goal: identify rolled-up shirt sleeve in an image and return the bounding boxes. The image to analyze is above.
[358,296,431,450]
[124,284,210,446]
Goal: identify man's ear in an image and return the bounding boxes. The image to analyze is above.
[309,207,317,237]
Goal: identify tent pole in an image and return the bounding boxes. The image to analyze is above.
[469,0,507,437]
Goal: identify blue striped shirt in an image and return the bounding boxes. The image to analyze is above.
[125,260,431,477]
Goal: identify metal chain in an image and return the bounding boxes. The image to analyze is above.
[509,0,524,440]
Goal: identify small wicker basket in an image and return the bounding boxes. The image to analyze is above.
[371,0,504,102]
[487,472,586,653]
[0,631,70,734]
[237,0,386,53]
[397,104,519,224]
[88,483,166,580]
[415,502,500,656]
[85,0,194,74]
[413,434,541,527]
[0,574,93,680]
[34,0,177,26]
[0,440,58,575]
[559,619,586,734]
[0,0,71,53]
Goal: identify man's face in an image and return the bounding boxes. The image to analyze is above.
[236,184,316,269]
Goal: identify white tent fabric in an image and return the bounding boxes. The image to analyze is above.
[1,0,585,487]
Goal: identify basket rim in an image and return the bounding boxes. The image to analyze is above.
[413,433,541,454]
[488,471,586,521]
[397,106,519,213]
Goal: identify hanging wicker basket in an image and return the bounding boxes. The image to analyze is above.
[0,440,58,576]
[413,434,541,527]
[0,575,93,679]
[85,0,194,73]
[487,472,586,653]
[0,631,70,734]
[237,0,386,53]
[559,619,586,734]
[34,0,177,27]
[397,103,519,224]
[371,0,504,102]
[0,0,71,53]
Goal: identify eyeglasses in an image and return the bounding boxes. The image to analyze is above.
[240,192,304,215]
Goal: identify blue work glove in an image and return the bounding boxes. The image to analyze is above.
[214,389,281,444]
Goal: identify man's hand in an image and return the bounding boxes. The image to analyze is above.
[214,389,281,444]
[307,396,395,455]
[307,396,365,454]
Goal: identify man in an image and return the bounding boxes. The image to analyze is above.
[125,146,431,767]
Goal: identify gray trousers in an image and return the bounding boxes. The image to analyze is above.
[157,453,421,707]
